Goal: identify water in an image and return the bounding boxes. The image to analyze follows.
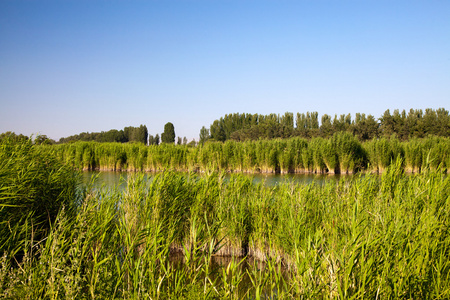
[82,170,349,189]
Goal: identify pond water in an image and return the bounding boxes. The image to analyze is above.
[82,170,351,189]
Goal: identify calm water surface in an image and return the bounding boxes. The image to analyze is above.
[83,171,352,189]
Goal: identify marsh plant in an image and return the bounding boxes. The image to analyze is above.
[2,138,450,298]
[0,137,80,257]
[46,134,450,174]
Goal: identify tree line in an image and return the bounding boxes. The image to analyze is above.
[3,107,449,147]
[0,131,56,145]
[56,122,195,146]
[201,108,450,143]
[58,125,149,144]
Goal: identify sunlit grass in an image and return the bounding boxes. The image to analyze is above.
[2,138,450,298]
[46,134,450,175]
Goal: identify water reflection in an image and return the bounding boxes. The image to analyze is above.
[83,171,349,189]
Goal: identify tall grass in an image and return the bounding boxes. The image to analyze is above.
[2,138,450,298]
[47,134,450,174]
[0,137,80,256]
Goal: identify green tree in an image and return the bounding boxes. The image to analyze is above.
[124,125,148,144]
[34,134,54,145]
[161,122,175,144]
[436,108,450,136]
[380,109,395,137]
[187,139,196,147]
[199,126,210,145]
[308,111,320,129]
[0,132,29,143]
[149,134,160,145]
[320,114,333,137]
[210,120,226,142]
[352,113,379,141]
[138,124,148,144]
[148,135,154,145]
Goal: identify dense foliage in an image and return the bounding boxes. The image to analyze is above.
[1,162,450,298]
[206,108,450,142]
[0,131,30,143]
[0,132,55,145]
[0,137,80,255]
[148,133,160,145]
[2,109,450,298]
[161,122,176,144]
[45,133,450,174]
[58,124,148,144]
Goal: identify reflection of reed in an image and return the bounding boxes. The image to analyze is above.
[83,170,345,190]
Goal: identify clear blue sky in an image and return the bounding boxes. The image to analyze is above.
[1,0,449,141]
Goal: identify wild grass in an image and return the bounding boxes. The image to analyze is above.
[2,138,450,298]
[47,134,450,174]
[0,137,80,257]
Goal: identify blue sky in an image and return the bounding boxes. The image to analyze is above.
[1,0,449,141]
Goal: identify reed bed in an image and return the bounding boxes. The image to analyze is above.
[47,134,450,174]
[0,137,80,257]
[2,139,450,299]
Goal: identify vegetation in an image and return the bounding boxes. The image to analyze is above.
[44,133,450,174]
[199,126,210,145]
[0,132,56,145]
[148,133,160,145]
[0,136,80,256]
[0,131,31,143]
[1,138,450,298]
[58,125,148,144]
[161,122,176,144]
[207,108,450,142]
[49,107,450,151]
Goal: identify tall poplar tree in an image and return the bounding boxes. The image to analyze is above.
[161,122,175,144]
[199,126,210,145]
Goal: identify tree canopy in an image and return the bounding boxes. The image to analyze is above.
[204,108,449,142]
[199,126,210,145]
[58,125,148,144]
[161,122,175,144]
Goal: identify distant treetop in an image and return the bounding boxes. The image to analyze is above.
[203,108,450,142]
[161,122,176,144]
[58,125,148,144]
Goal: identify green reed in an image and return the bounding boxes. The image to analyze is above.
[0,137,80,257]
[2,139,450,298]
[47,134,450,175]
